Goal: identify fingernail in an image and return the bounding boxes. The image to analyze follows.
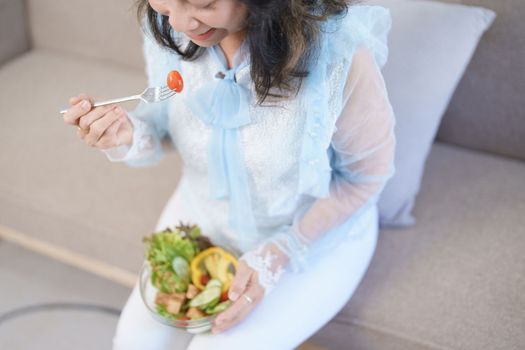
[81,100,90,109]
[229,292,239,301]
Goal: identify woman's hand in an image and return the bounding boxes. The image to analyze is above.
[212,244,290,334]
[211,260,265,334]
[62,93,133,149]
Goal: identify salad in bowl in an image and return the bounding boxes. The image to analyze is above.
[139,222,239,333]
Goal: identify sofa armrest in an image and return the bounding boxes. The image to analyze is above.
[0,0,30,67]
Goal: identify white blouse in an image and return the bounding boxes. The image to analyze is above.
[104,5,396,295]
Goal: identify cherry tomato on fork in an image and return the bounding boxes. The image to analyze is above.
[167,70,184,92]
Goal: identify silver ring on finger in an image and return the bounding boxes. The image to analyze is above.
[242,294,253,304]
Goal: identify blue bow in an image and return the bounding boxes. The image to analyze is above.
[186,45,259,244]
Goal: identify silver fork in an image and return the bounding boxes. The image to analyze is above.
[59,85,177,114]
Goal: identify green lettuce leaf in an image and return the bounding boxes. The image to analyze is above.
[143,228,199,292]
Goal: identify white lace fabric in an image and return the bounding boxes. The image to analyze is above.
[103,114,151,161]
[238,222,313,296]
[293,46,396,245]
[102,46,395,298]
[239,247,285,297]
[238,231,308,297]
[238,47,396,297]
[101,15,395,298]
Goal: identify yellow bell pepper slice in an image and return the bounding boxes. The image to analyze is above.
[191,247,238,293]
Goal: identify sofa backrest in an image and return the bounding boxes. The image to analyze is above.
[435,0,525,161]
[0,0,30,66]
[25,0,144,70]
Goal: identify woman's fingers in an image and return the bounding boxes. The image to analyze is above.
[213,293,252,333]
[76,125,88,140]
[228,260,252,301]
[63,99,92,126]
[216,266,254,325]
[63,93,96,125]
[95,117,123,149]
[78,104,116,130]
[84,108,122,147]
[75,93,94,104]
[66,93,132,149]
[68,93,94,107]
[212,273,264,334]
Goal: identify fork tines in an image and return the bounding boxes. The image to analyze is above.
[157,86,176,101]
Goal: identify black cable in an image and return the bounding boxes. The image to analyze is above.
[0,302,122,326]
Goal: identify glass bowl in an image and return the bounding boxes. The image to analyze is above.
[139,245,239,334]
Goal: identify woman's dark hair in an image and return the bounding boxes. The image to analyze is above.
[135,0,357,104]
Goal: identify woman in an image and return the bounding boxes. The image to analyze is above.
[62,0,396,348]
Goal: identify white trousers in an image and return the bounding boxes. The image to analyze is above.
[112,188,379,350]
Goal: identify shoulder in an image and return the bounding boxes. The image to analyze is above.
[347,45,382,79]
[320,5,392,69]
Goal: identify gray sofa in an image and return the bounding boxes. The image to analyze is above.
[1,0,523,349]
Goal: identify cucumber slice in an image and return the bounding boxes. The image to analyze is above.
[189,286,221,308]
[206,300,233,315]
[205,278,222,290]
[172,256,190,281]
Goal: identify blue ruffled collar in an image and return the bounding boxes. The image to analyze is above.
[185,38,259,247]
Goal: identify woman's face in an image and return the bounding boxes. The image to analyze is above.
[148,0,249,47]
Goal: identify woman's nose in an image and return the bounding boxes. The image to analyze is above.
[168,7,200,33]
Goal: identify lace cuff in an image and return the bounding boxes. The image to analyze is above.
[102,110,163,166]
[239,244,287,297]
[239,226,312,296]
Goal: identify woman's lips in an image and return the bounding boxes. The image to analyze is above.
[188,28,216,41]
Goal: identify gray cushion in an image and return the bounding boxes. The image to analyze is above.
[0,0,30,66]
[436,0,525,161]
[311,142,525,350]
[367,0,495,227]
[0,49,180,272]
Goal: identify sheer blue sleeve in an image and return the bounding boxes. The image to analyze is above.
[102,17,178,167]
[239,6,396,296]
[288,46,396,264]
